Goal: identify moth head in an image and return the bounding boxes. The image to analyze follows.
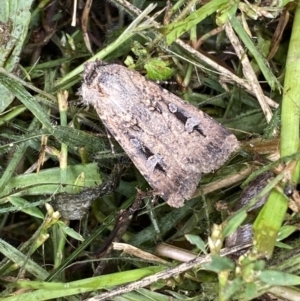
[80,61,108,106]
[82,61,105,85]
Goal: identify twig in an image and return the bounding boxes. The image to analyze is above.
[224,22,273,123]
[83,243,251,301]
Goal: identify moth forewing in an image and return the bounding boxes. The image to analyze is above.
[82,61,239,207]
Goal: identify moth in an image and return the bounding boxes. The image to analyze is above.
[81,61,239,207]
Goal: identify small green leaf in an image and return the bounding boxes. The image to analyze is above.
[223,277,243,300]
[131,41,148,58]
[244,282,259,300]
[145,59,174,81]
[275,241,293,249]
[57,221,84,241]
[277,225,297,241]
[8,196,44,219]
[203,255,235,272]
[185,234,207,254]
[124,55,135,68]
[259,270,300,286]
